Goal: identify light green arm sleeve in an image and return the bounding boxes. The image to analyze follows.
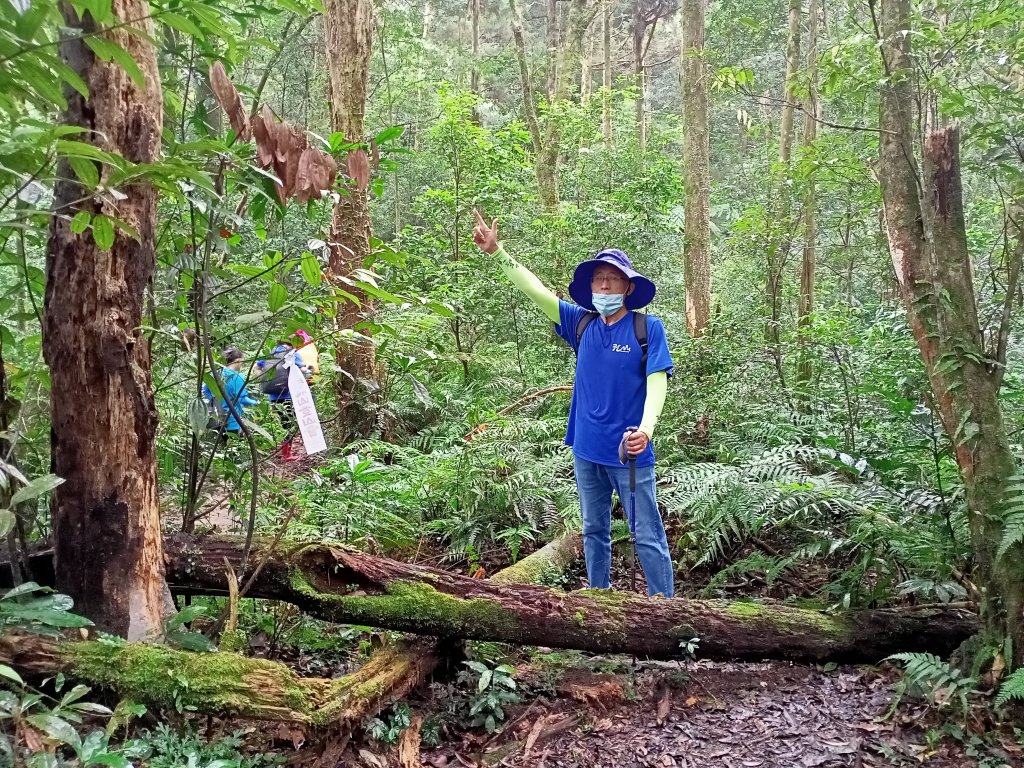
[495,245,560,323]
[639,371,668,438]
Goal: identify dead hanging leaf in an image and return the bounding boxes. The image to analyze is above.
[250,102,337,204]
[209,61,251,142]
[347,148,371,191]
[253,105,275,166]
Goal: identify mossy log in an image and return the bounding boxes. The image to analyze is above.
[319,533,583,732]
[0,632,351,725]
[160,535,978,663]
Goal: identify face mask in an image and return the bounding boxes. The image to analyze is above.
[592,292,625,317]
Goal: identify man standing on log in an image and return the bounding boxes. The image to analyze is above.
[472,210,675,597]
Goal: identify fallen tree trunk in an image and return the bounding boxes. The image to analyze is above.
[161,535,976,663]
[0,535,584,728]
[321,533,583,733]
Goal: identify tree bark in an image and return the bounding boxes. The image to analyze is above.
[324,0,377,441]
[155,536,977,663]
[42,0,169,641]
[680,0,711,337]
[876,0,1024,666]
[602,0,612,145]
[632,0,646,152]
[766,0,802,385]
[796,0,820,393]
[470,0,482,102]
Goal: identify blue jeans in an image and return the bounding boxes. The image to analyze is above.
[574,456,674,597]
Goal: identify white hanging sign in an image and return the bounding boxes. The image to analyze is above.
[286,351,327,455]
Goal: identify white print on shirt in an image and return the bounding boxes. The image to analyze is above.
[611,343,632,353]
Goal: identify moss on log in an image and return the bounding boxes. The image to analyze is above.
[160,535,977,663]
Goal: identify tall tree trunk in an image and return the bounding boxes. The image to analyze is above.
[796,0,820,394]
[602,0,612,145]
[877,0,1024,667]
[324,0,377,441]
[680,0,711,337]
[546,0,560,100]
[632,0,646,152]
[510,0,596,212]
[42,0,168,640]
[470,0,481,98]
[765,0,802,390]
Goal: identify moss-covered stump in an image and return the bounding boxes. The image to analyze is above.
[159,534,977,663]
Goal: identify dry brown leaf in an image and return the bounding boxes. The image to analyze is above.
[565,680,623,711]
[347,148,371,191]
[684,695,700,707]
[523,715,549,758]
[22,724,45,753]
[656,689,672,725]
[209,61,251,142]
[253,107,275,166]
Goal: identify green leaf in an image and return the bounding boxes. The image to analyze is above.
[10,474,64,506]
[0,664,23,687]
[0,509,14,538]
[5,606,92,627]
[300,251,322,287]
[70,211,92,235]
[83,36,145,90]
[26,713,82,751]
[268,282,286,312]
[477,668,492,692]
[2,581,48,600]
[92,215,115,250]
[160,11,204,39]
[69,156,99,187]
[373,125,405,144]
[55,139,116,165]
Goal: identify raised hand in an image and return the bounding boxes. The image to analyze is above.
[472,208,500,254]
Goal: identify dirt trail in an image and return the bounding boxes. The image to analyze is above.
[416,659,1019,768]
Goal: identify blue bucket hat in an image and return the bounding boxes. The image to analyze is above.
[568,249,656,311]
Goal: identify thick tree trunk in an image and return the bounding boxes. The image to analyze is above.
[680,0,711,338]
[796,0,820,393]
[877,0,1024,666]
[324,0,377,440]
[323,533,583,735]
[155,536,977,663]
[42,0,168,641]
[545,0,560,100]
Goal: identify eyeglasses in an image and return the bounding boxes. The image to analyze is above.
[591,273,628,287]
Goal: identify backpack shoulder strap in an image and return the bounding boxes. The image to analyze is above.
[633,312,649,378]
[574,311,599,356]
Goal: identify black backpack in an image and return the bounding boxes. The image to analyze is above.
[260,353,291,396]
[572,311,649,377]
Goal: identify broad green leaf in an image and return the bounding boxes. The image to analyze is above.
[26,713,82,751]
[160,11,204,39]
[2,581,48,600]
[69,156,99,187]
[70,211,92,234]
[10,474,63,506]
[92,215,115,250]
[268,282,286,312]
[0,509,14,537]
[374,125,405,144]
[0,664,23,687]
[301,251,322,287]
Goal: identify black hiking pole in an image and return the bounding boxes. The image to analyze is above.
[618,427,639,593]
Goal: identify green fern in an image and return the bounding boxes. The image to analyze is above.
[886,652,977,712]
[994,668,1024,709]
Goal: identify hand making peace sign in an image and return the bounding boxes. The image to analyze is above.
[472,208,500,254]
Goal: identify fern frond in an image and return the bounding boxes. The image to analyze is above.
[994,667,1024,708]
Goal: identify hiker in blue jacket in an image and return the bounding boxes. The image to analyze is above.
[255,341,312,463]
[203,346,258,438]
[472,210,675,597]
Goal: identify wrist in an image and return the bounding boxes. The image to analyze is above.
[638,424,655,440]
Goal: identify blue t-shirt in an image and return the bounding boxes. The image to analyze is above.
[202,367,257,432]
[555,300,673,467]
